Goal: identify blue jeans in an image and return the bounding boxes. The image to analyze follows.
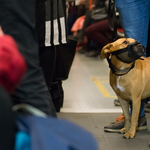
[116,0,150,48]
[116,0,150,117]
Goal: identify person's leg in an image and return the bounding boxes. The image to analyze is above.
[105,0,150,132]
[72,10,93,42]
[85,19,113,47]
[39,46,64,113]
[116,0,150,49]
[144,20,150,112]
[104,0,150,132]
[116,0,150,118]
[81,10,93,33]
[0,86,15,150]
[0,0,56,116]
[39,46,56,89]
[146,20,150,57]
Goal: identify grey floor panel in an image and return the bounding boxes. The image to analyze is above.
[61,53,121,113]
[59,52,150,149]
[57,113,150,150]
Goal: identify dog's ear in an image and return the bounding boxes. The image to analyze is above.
[100,43,113,59]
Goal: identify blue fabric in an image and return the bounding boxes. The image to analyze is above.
[15,132,31,150]
[129,99,145,117]
[116,0,150,48]
[116,0,150,117]
[15,116,98,150]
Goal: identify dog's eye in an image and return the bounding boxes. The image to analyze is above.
[123,40,128,44]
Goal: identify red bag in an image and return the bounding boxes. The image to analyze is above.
[71,15,85,34]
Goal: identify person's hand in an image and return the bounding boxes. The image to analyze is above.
[0,27,4,36]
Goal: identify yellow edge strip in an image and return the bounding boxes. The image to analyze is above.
[92,77,117,98]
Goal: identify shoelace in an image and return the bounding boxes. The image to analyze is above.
[115,115,124,123]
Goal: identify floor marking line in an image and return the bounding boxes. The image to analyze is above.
[92,77,117,98]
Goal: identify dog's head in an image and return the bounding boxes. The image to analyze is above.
[100,38,145,63]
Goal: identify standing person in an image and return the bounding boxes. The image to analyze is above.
[0,0,56,117]
[36,0,67,112]
[104,0,150,132]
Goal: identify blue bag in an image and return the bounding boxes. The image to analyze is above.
[14,104,98,150]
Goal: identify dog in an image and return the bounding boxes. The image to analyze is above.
[100,38,149,139]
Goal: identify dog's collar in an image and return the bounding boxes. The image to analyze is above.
[107,58,135,76]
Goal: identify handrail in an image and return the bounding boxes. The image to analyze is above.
[108,0,118,40]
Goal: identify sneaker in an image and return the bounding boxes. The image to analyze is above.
[137,115,147,130]
[104,115,147,132]
[104,115,124,132]
[114,99,121,106]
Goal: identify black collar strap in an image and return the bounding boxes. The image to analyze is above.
[107,57,135,76]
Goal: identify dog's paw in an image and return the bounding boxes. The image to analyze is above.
[120,128,126,134]
[123,131,135,139]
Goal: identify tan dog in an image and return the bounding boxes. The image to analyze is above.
[100,38,149,139]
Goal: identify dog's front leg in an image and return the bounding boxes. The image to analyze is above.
[118,97,131,134]
[124,98,141,139]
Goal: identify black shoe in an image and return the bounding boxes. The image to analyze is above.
[114,99,121,106]
[85,49,100,57]
[74,30,84,42]
[104,115,147,132]
[67,35,79,42]
[78,46,87,54]
[68,32,84,42]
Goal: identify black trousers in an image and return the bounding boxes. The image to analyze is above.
[39,46,64,112]
[0,0,56,117]
[39,46,56,88]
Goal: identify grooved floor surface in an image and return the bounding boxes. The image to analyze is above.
[58,113,150,150]
[58,52,150,150]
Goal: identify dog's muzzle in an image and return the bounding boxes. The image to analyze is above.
[111,42,145,63]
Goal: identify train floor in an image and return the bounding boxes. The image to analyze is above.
[58,52,150,150]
